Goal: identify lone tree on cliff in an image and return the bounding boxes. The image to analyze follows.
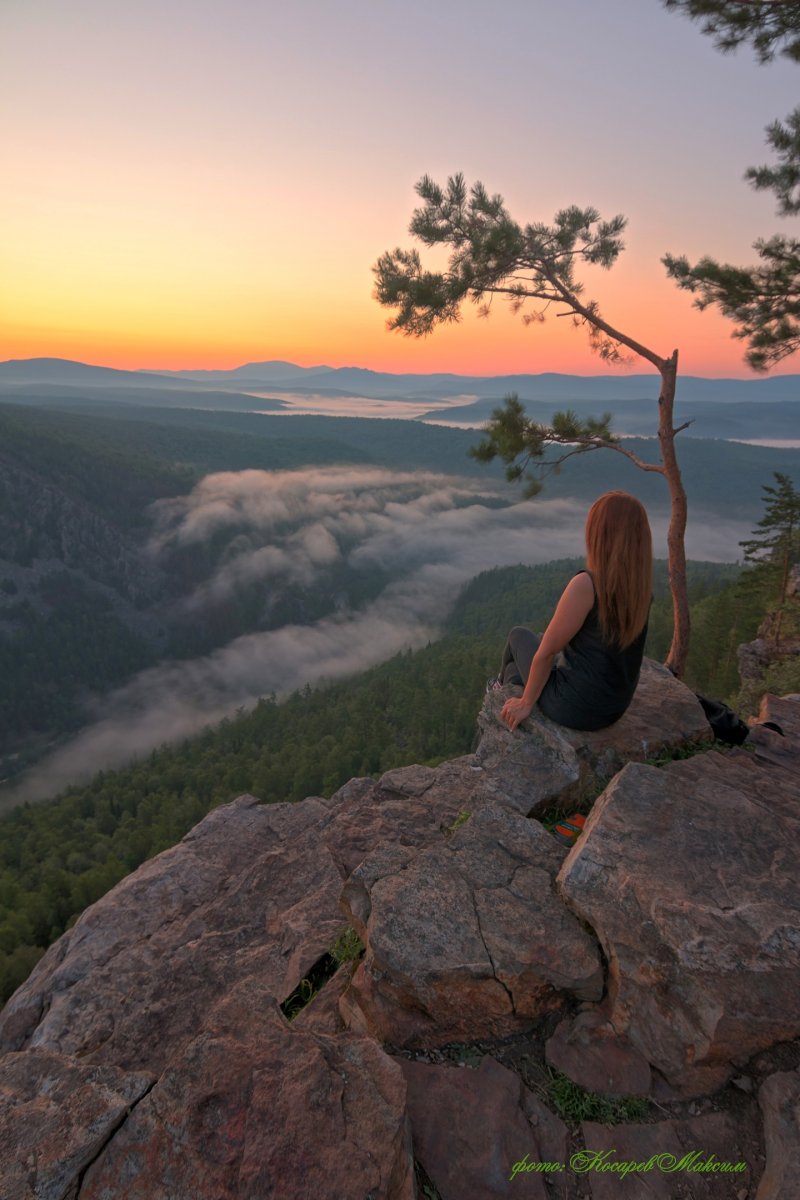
[374,173,692,676]
[663,0,800,368]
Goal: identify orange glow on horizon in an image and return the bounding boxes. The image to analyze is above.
[3,296,793,381]
[5,1,800,386]
[2,169,796,380]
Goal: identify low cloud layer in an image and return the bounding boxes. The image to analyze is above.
[3,466,751,809]
[149,466,499,607]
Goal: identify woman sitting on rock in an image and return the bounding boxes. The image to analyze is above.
[491,490,653,733]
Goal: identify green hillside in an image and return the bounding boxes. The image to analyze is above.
[0,402,373,491]
[6,398,800,515]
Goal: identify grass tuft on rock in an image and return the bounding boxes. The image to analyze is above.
[547,1069,650,1127]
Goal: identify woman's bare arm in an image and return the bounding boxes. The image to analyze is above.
[501,573,595,731]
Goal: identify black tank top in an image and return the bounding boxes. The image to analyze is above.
[538,571,648,731]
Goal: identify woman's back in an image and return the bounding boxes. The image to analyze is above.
[538,570,648,731]
[498,492,653,733]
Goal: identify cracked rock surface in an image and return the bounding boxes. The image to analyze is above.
[0,1048,153,1200]
[317,756,497,877]
[0,795,345,1071]
[80,986,414,1200]
[339,805,603,1048]
[559,728,800,1097]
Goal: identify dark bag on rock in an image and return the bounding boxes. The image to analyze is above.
[694,692,749,746]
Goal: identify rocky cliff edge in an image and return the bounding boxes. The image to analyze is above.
[1,660,799,1199]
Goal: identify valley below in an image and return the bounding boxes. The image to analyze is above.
[1,357,799,810]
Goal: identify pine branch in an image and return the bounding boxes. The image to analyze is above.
[664,238,800,369]
[746,107,800,216]
[662,1,800,64]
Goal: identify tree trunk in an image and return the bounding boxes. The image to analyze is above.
[658,350,690,676]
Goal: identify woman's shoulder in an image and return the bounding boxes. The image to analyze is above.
[570,569,596,600]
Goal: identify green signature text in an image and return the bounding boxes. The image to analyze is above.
[510,1148,748,1182]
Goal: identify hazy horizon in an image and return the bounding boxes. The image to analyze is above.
[5,354,800,383]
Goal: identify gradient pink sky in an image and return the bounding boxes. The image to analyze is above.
[2,0,799,377]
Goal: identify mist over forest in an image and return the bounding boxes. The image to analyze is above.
[2,358,799,807]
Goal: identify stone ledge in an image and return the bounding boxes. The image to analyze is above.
[476,658,712,816]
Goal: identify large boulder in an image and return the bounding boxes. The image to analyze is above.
[78,987,414,1200]
[339,805,603,1048]
[0,795,345,1070]
[477,658,711,815]
[399,1055,567,1200]
[558,730,800,1096]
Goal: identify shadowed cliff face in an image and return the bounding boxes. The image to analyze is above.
[1,671,798,1199]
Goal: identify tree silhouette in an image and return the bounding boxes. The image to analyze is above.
[663,0,800,368]
[374,174,692,674]
[739,472,800,645]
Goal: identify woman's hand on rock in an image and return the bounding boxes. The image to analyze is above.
[501,697,533,731]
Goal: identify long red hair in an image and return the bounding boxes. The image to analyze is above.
[585,492,652,648]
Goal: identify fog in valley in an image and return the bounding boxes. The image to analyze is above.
[3,465,752,807]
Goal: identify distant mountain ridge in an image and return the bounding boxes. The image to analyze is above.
[0,358,215,390]
[157,362,800,402]
[2,356,799,404]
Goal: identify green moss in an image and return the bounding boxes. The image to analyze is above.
[445,809,471,834]
[548,1069,650,1127]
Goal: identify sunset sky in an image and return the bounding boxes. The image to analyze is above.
[3,0,799,377]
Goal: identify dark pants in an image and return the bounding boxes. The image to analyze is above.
[500,626,543,686]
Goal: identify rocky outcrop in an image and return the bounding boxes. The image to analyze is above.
[1,673,798,1199]
[339,806,603,1048]
[0,795,416,1199]
[737,567,800,716]
[738,636,773,687]
[0,794,345,1066]
[558,741,800,1097]
[476,658,712,814]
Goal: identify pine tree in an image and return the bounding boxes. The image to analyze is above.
[663,1,800,368]
[739,472,800,644]
[374,175,692,674]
